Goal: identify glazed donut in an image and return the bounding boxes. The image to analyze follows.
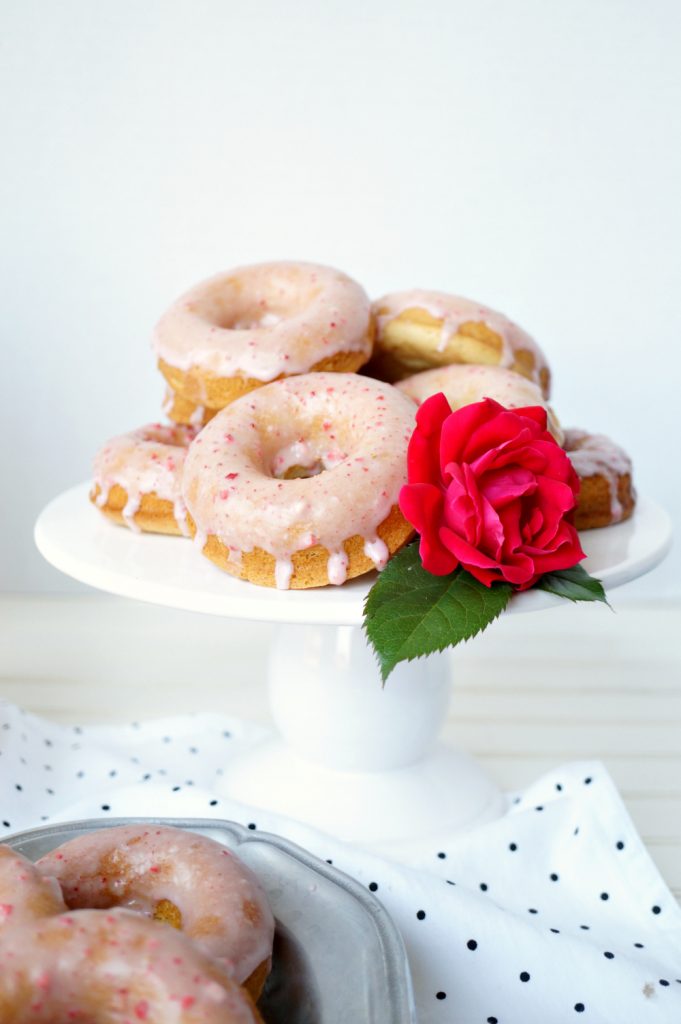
[367,289,551,397]
[162,387,217,428]
[154,261,375,413]
[182,372,416,589]
[397,364,563,444]
[0,846,66,928]
[91,423,198,535]
[0,908,262,1023]
[564,429,635,529]
[37,824,275,1001]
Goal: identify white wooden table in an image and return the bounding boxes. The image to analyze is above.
[1,592,679,901]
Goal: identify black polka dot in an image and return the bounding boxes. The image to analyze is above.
[14,784,22,791]
[520,971,530,982]
[604,951,614,959]
[550,873,559,881]
[162,736,171,743]
[209,799,218,807]
[513,796,521,804]
[189,747,198,754]
[369,882,378,892]
[445,880,455,886]
[2,821,10,828]
[435,992,446,1000]
[660,980,670,987]
[172,785,181,792]
[575,1003,585,1013]
[488,1018,498,1023]
[652,905,661,915]
[580,925,590,931]
[584,777,592,785]
[142,773,151,781]
[416,910,426,920]
[467,939,477,950]
[222,730,231,738]
[247,823,257,831]
[634,943,644,949]
[616,841,625,850]
[556,783,563,791]
[528,908,538,914]
[574,827,580,836]
[550,928,560,934]
[480,883,488,891]
[326,859,333,865]
[535,805,544,812]
[108,770,117,777]
[509,842,518,851]
[600,892,609,901]
[101,804,110,811]
[437,852,446,859]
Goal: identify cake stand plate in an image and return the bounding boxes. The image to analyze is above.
[35,486,672,851]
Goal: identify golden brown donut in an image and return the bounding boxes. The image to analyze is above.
[367,289,551,397]
[564,429,635,529]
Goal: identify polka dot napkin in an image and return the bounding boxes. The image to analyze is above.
[1,699,680,1023]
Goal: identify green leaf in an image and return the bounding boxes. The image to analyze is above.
[534,564,609,604]
[363,544,512,683]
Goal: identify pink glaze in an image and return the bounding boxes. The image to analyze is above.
[37,825,274,986]
[397,364,563,444]
[92,423,199,534]
[0,908,259,1022]
[564,429,634,523]
[374,289,549,389]
[153,261,373,385]
[181,373,417,589]
[0,846,66,927]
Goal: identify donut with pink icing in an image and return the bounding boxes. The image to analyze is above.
[37,824,275,1001]
[154,261,375,414]
[181,372,416,589]
[397,364,563,443]
[368,289,551,396]
[0,846,66,929]
[91,422,199,535]
[0,908,262,1023]
[564,429,635,529]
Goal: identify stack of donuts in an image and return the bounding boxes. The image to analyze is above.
[0,824,275,1022]
[91,261,635,589]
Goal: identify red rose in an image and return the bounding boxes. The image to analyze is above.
[399,395,585,590]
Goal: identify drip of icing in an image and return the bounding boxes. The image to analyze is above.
[189,404,206,427]
[363,537,390,570]
[274,558,293,590]
[122,494,142,532]
[327,550,349,586]
[193,529,207,553]
[564,430,632,523]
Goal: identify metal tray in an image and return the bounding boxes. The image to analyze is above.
[5,816,416,1024]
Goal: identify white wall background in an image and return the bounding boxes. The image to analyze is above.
[1,0,679,595]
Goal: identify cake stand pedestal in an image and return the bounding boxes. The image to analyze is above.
[35,485,672,852]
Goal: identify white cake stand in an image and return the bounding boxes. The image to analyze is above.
[35,485,672,853]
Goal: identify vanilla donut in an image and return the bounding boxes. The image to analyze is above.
[154,261,375,412]
[0,909,262,1023]
[564,429,635,529]
[37,824,274,1001]
[91,423,198,535]
[162,387,217,428]
[0,846,66,928]
[368,289,550,396]
[182,372,416,589]
[397,364,563,443]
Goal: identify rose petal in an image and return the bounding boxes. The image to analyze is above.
[399,483,459,575]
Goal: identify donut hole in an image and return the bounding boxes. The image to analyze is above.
[281,462,325,480]
[201,272,319,331]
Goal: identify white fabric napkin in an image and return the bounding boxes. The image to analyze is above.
[1,699,679,1024]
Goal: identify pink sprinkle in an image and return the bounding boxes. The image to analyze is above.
[149,866,159,874]
[134,1000,149,1020]
[226,472,238,480]
[182,996,196,1009]
[225,434,234,443]
[322,421,332,431]
[219,490,229,500]
[0,904,13,920]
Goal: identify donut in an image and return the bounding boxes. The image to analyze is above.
[90,423,199,535]
[36,824,275,1001]
[153,261,375,413]
[0,846,66,928]
[367,289,551,396]
[163,387,217,428]
[396,364,563,444]
[564,429,635,529]
[0,908,262,1023]
[182,372,416,589]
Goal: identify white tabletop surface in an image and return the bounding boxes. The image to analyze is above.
[1,591,679,904]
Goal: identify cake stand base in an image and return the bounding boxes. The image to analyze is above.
[218,738,506,851]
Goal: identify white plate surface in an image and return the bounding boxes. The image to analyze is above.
[35,483,672,625]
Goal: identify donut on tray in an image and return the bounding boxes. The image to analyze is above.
[0,846,66,928]
[367,289,551,396]
[0,908,263,1023]
[182,372,417,589]
[154,261,375,414]
[396,364,563,443]
[564,429,635,529]
[91,423,198,535]
[37,824,275,1001]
